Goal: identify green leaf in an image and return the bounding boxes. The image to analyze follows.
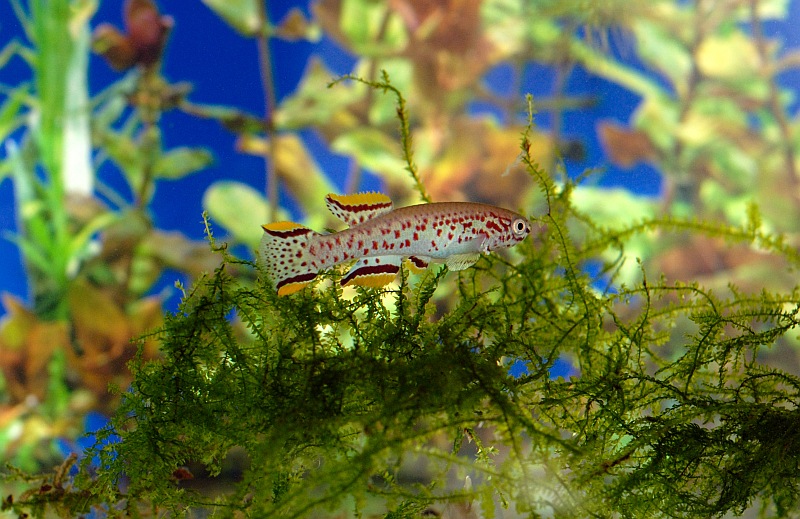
[203,181,280,248]
[632,18,692,86]
[340,0,407,56]
[154,147,214,179]
[331,128,406,181]
[0,38,26,71]
[67,211,118,267]
[201,0,262,37]
[101,130,144,188]
[275,58,363,130]
[0,88,27,171]
[571,186,656,231]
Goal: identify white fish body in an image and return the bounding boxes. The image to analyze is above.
[260,192,531,295]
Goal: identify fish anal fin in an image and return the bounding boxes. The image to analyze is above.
[341,256,401,288]
[325,192,393,227]
[445,253,480,271]
[277,278,315,296]
[406,256,430,274]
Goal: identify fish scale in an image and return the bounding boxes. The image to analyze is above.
[260,193,531,296]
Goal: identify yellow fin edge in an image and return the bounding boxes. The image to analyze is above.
[326,192,392,207]
[277,281,311,296]
[262,221,307,232]
[344,273,397,289]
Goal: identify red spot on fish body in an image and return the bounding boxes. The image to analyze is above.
[486,220,502,233]
[394,229,401,238]
[413,232,419,240]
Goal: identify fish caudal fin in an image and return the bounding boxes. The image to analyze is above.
[260,222,319,296]
[341,256,401,288]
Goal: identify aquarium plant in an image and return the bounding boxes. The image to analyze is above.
[2,0,800,517]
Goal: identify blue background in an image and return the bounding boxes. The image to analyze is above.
[1,0,799,315]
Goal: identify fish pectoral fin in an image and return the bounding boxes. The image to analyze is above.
[325,192,394,227]
[405,256,430,274]
[445,253,480,271]
[341,256,401,288]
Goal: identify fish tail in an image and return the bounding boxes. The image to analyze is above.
[260,221,319,296]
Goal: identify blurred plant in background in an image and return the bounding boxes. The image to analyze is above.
[1,0,800,516]
[0,0,218,473]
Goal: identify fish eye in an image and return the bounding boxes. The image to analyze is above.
[512,218,528,236]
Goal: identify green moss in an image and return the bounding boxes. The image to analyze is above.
[7,90,800,518]
[74,113,800,517]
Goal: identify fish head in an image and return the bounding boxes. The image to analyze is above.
[482,211,531,252]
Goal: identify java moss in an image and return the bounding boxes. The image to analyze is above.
[7,94,800,518]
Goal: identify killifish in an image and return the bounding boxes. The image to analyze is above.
[260,192,531,296]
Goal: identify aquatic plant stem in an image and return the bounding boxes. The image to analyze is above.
[749,0,800,205]
[662,1,704,211]
[256,3,278,222]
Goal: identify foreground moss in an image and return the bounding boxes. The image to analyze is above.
[30,145,786,518]
[5,110,800,516]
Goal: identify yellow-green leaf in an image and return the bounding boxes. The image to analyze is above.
[201,0,262,37]
[154,147,214,179]
[203,181,278,248]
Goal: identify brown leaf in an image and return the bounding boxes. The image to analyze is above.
[125,0,173,66]
[93,0,172,71]
[67,280,132,403]
[652,235,788,292]
[597,120,657,168]
[419,116,553,207]
[396,0,497,95]
[64,281,164,409]
[92,24,138,71]
[142,231,222,277]
[0,295,69,403]
[275,8,314,41]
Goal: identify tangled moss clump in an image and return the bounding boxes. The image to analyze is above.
[8,95,800,518]
[76,129,800,517]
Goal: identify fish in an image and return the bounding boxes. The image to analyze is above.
[260,192,531,296]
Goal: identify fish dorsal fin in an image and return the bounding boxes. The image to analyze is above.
[325,192,393,227]
[445,253,480,271]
